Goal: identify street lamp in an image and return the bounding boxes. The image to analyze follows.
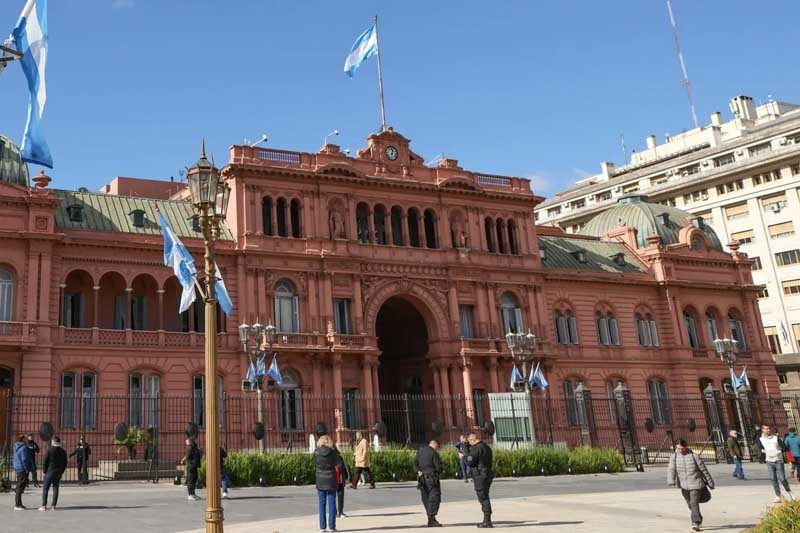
[713,337,748,446]
[239,320,278,452]
[186,142,231,533]
[506,329,538,391]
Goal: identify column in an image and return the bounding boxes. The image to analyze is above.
[308,273,319,332]
[526,286,539,332]
[91,286,100,328]
[386,213,394,246]
[362,355,375,423]
[434,215,445,249]
[254,190,264,234]
[401,213,409,246]
[353,276,364,334]
[439,365,453,427]
[500,222,509,254]
[478,211,488,251]
[58,284,65,326]
[288,201,295,238]
[448,284,460,338]
[312,355,322,396]
[367,208,376,244]
[475,282,489,338]
[157,289,165,330]
[461,358,475,427]
[488,357,500,393]
[486,284,498,337]
[332,353,344,430]
[257,270,268,322]
[269,199,278,237]
[245,186,255,235]
[417,212,425,248]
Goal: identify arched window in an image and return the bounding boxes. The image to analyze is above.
[192,375,224,427]
[728,311,747,351]
[374,205,387,245]
[500,293,523,334]
[61,371,97,430]
[563,379,586,426]
[274,280,299,333]
[508,220,519,255]
[262,196,274,236]
[647,379,671,425]
[484,217,496,252]
[290,199,302,238]
[129,373,161,429]
[554,310,579,345]
[276,198,288,237]
[495,219,506,254]
[279,369,304,431]
[706,311,719,343]
[424,209,437,249]
[683,310,701,349]
[596,312,619,346]
[635,313,659,347]
[356,203,370,244]
[390,206,404,246]
[408,208,421,248]
[0,269,13,321]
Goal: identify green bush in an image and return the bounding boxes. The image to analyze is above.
[202,445,623,487]
[749,500,800,532]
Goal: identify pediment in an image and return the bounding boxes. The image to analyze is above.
[438,177,483,192]
[315,163,366,179]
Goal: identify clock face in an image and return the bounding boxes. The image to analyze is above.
[385,146,399,161]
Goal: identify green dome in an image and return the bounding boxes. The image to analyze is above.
[579,195,723,251]
[0,135,29,187]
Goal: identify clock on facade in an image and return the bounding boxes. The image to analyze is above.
[384,146,399,161]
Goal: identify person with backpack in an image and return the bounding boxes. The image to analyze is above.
[758,424,795,502]
[333,442,349,518]
[181,437,202,501]
[39,436,68,511]
[314,435,346,532]
[12,434,34,510]
[668,439,715,532]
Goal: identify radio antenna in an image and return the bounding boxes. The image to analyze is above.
[666,0,699,129]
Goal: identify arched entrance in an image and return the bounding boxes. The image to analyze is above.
[376,296,434,444]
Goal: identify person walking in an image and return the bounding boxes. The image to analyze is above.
[39,436,68,511]
[27,434,41,488]
[726,430,745,480]
[415,439,443,528]
[456,435,472,483]
[753,425,765,464]
[758,424,795,502]
[333,442,349,518]
[785,427,800,482]
[351,431,375,489]
[220,446,231,499]
[69,436,91,484]
[12,434,34,510]
[314,435,345,532]
[668,439,715,531]
[466,432,494,528]
[181,437,202,501]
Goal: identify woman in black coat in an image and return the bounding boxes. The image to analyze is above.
[314,435,345,532]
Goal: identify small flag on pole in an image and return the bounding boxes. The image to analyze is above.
[158,211,196,313]
[738,366,750,388]
[510,365,523,389]
[267,354,284,387]
[529,362,549,390]
[214,262,233,317]
[256,354,266,377]
[245,361,256,386]
[343,23,378,78]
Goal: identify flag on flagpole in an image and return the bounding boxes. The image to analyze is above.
[529,362,549,390]
[157,211,196,313]
[510,365,523,389]
[780,322,790,347]
[256,353,266,377]
[267,354,284,387]
[213,262,233,317]
[730,366,742,390]
[7,0,52,168]
[343,23,378,78]
[739,366,750,388]
[245,361,256,386]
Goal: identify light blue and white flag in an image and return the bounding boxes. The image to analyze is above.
[267,354,284,387]
[256,353,266,377]
[510,365,524,389]
[213,262,233,317]
[245,361,256,386]
[529,362,549,390]
[158,211,197,313]
[738,366,750,388]
[7,0,52,168]
[781,322,790,347]
[343,23,378,78]
[730,366,743,390]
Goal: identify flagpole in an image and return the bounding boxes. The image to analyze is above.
[374,15,388,132]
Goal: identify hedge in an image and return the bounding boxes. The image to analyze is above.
[200,446,624,487]
[749,499,800,532]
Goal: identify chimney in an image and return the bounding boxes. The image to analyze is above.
[600,162,616,179]
[646,135,657,150]
[710,112,723,126]
[729,95,757,121]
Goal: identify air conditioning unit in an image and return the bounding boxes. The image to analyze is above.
[771,204,782,213]
[779,138,788,145]
[701,194,709,201]
[701,161,710,167]
[736,149,744,156]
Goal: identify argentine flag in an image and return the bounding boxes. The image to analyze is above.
[529,362,549,390]
[245,361,257,387]
[510,365,524,389]
[267,354,284,387]
[256,353,266,377]
[8,0,52,168]
[158,211,197,314]
[213,262,233,317]
[343,23,378,78]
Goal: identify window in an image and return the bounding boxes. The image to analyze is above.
[390,207,404,246]
[749,142,772,157]
[508,220,519,255]
[276,198,288,237]
[731,229,755,245]
[459,304,475,338]
[622,182,640,194]
[765,327,782,355]
[725,203,749,220]
[784,279,800,295]
[114,294,127,329]
[274,281,299,333]
[290,199,301,238]
[728,312,747,351]
[563,380,585,426]
[63,292,84,328]
[262,196,273,235]
[596,312,620,346]
[751,256,763,271]
[131,296,146,331]
[713,153,735,167]
[408,208,421,248]
[752,170,781,186]
[647,380,671,425]
[192,375,223,428]
[636,314,659,347]
[279,370,303,431]
[684,311,700,349]
[129,373,143,427]
[373,205,387,245]
[500,293,523,334]
[0,270,12,321]
[554,311,579,345]
[761,193,787,212]
[776,249,800,267]
[706,312,719,343]
[60,372,76,428]
[484,218,495,252]
[570,199,585,210]
[473,389,487,428]
[779,373,789,385]
[758,287,770,299]
[596,190,612,202]
[769,222,795,239]
[147,374,160,428]
[680,164,701,176]
[128,373,161,429]
[59,371,97,430]
[343,388,361,429]
[333,298,352,334]
[547,206,562,217]
[424,209,438,249]
[356,203,370,244]
[650,174,668,186]
[792,164,800,176]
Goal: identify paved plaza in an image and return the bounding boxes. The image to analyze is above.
[0,463,787,532]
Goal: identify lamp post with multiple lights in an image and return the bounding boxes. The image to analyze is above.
[505,329,538,391]
[713,337,749,443]
[238,320,278,452]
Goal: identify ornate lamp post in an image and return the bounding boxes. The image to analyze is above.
[506,329,538,391]
[713,337,748,444]
[186,142,231,533]
[0,44,23,75]
[239,321,278,452]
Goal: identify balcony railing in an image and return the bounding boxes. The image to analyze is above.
[333,334,368,348]
[0,321,37,344]
[59,327,213,349]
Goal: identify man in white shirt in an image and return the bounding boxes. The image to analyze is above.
[759,424,794,503]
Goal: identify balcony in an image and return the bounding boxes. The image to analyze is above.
[0,321,38,346]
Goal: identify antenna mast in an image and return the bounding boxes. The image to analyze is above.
[666,0,699,129]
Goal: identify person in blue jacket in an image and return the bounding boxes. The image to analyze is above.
[785,428,800,482]
[12,434,34,510]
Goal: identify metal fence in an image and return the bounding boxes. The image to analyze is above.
[0,388,793,483]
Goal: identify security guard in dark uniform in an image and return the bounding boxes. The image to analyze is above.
[414,439,443,527]
[467,432,494,528]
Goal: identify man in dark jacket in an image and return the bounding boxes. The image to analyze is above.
[314,435,345,532]
[69,436,91,484]
[467,432,494,528]
[455,435,472,483]
[415,439,443,528]
[39,436,68,511]
[27,434,41,487]
[726,430,745,480]
[668,439,715,531]
[12,434,34,510]
[181,437,202,501]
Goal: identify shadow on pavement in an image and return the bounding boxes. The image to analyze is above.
[350,512,419,518]
[341,520,582,531]
[700,525,757,531]
[55,505,147,510]
[225,495,284,501]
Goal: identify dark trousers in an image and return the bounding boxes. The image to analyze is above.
[681,489,703,526]
[336,483,345,513]
[15,471,29,507]
[459,458,471,480]
[352,467,374,487]
[42,470,63,507]
[77,461,89,484]
[474,475,493,515]
[419,475,441,517]
[186,467,198,496]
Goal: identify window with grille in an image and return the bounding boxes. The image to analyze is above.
[343,388,361,429]
[647,380,671,425]
[563,380,586,426]
[279,370,303,431]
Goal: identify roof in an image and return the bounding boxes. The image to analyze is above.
[53,189,234,240]
[578,195,723,251]
[0,135,29,188]
[538,235,647,273]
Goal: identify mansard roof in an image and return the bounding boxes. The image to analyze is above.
[538,235,647,273]
[0,135,29,188]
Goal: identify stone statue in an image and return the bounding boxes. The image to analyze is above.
[329,208,345,239]
[452,220,468,248]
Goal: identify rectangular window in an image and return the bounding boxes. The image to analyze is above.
[650,175,668,186]
[555,314,568,344]
[636,319,648,346]
[731,229,755,245]
[770,222,795,239]
[596,317,609,346]
[765,327,782,355]
[343,388,361,429]
[567,315,579,344]
[459,304,475,338]
[279,388,303,431]
[192,375,204,427]
[333,298,352,334]
[129,373,143,427]
[784,280,800,295]
[473,389,487,428]
[792,164,800,176]
[596,190,612,202]
[63,292,84,328]
[779,373,788,385]
[729,318,747,351]
[680,164,701,176]
[649,320,659,347]
[713,153,735,167]
[621,182,640,194]
[647,381,671,425]
[147,374,160,429]
[61,372,76,428]
[685,315,700,349]
[758,287,769,299]
[725,203,749,220]
[751,256,763,270]
[502,307,523,334]
[570,199,586,210]
[762,193,788,212]
[776,249,800,267]
[547,206,562,217]
[749,142,772,157]
[80,373,97,430]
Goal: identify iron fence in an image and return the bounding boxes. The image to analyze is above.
[0,389,793,482]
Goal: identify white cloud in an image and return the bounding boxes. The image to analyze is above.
[572,167,592,179]
[112,0,135,9]
[526,171,553,195]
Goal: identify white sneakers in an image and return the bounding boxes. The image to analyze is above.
[188,495,200,501]
[774,496,783,503]
[222,492,229,499]
[38,506,47,511]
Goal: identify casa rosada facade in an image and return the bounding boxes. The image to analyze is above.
[0,129,780,443]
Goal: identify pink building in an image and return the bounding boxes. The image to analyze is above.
[0,130,779,453]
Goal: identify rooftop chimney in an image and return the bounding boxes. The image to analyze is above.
[729,95,757,121]
[710,112,723,126]
[646,135,657,150]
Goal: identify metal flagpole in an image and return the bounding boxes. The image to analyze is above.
[374,15,388,132]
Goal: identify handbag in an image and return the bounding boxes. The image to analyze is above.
[698,486,712,503]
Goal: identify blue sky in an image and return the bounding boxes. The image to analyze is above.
[2,1,799,196]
